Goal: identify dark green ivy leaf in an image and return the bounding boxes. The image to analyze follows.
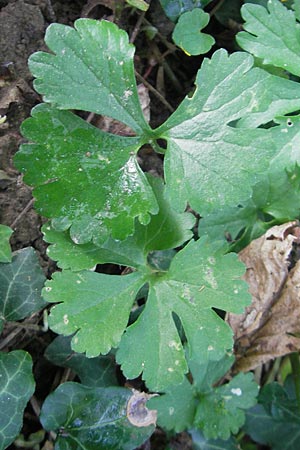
[244,382,300,450]
[0,225,13,263]
[0,351,35,449]
[0,247,46,333]
[45,335,118,387]
[40,382,156,450]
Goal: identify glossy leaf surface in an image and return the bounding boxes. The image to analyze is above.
[172,9,215,56]
[45,335,118,387]
[237,0,300,77]
[0,247,46,333]
[15,105,158,245]
[0,225,13,263]
[0,351,35,449]
[157,49,300,214]
[28,19,151,134]
[117,237,250,391]
[41,177,193,270]
[40,382,155,450]
[44,270,145,357]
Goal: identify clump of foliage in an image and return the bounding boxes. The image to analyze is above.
[2,0,300,448]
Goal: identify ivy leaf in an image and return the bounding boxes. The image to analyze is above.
[40,382,156,450]
[237,0,300,77]
[42,176,193,270]
[0,350,35,449]
[44,270,145,357]
[117,237,250,391]
[0,247,46,333]
[194,372,258,440]
[0,224,13,263]
[244,382,300,450]
[172,9,215,56]
[156,49,300,214]
[28,19,151,134]
[15,105,158,245]
[45,335,118,387]
[159,0,213,22]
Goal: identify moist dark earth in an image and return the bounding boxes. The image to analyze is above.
[0,1,242,449]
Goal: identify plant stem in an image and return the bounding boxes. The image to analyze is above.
[290,352,300,411]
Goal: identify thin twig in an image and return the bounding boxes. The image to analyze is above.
[209,0,226,17]
[0,328,23,350]
[30,395,41,417]
[130,11,146,44]
[10,198,35,229]
[135,70,174,112]
[150,42,182,93]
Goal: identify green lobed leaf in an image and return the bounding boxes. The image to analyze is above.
[0,247,46,333]
[42,223,147,271]
[199,117,300,248]
[44,270,145,357]
[148,355,258,439]
[28,19,151,134]
[172,9,215,56]
[237,0,300,77]
[199,164,300,249]
[188,353,235,391]
[117,237,250,391]
[45,335,118,387]
[194,372,259,440]
[40,382,155,450]
[156,49,300,214]
[147,377,196,432]
[15,105,158,245]
[244,382,300,450]
[41,176,194,270]
[0,225,13,263]
[0,350,35,449]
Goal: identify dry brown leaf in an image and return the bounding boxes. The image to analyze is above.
[126,390,157,427]
[227,221,300,372]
